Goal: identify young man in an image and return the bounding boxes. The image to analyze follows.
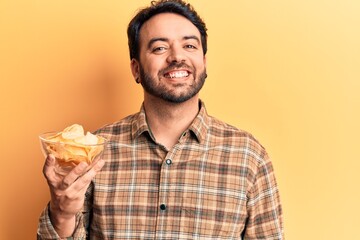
[38,0,284,239]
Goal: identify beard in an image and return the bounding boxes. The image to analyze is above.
[139,62,207,103]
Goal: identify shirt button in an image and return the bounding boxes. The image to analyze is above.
[165,159,172,165]
[160,204,166,211]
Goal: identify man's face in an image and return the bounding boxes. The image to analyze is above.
[132,13,207,103]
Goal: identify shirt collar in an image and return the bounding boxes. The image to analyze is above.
[131,100,210,144]
[188,100,210,144]
[131,103,150,141]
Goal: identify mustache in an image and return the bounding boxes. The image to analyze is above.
[159,62,193,75]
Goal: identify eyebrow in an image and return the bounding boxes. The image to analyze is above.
[183,35,200,44]
[147,35,201,49]
[147,37,169,49]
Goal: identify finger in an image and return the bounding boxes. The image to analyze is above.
[60,162,88,190]
[92,159,105,173]
[70,159,105,193]
[43,154,56,180]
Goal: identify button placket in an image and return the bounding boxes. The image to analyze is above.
[159,157,172,213]
[156,149,177,238]
[156,140,189,238]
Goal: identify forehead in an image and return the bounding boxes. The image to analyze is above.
[139,13,201,44]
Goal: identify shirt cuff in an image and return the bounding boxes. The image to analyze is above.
[37,203,86,240]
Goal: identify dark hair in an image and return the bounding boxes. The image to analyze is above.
[127,0,207,60]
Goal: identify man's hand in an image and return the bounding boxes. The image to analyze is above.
[43,155,105,238]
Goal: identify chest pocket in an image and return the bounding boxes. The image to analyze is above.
[180,193,246,238]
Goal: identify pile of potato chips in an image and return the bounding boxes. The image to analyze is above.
[42,124,106,166]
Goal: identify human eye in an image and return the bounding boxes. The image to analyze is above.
[184,40,199,51]
[184,44,197,49]
[152,46,167,54]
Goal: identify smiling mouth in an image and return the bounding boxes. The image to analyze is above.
[164,70,190,79]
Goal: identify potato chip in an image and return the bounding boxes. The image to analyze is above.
[42,124,106,166]
[62,124,85,140]
[74,131,98,145]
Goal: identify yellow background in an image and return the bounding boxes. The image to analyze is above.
[0,0,359,239]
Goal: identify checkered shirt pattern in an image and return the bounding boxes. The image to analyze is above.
[37,101,284,239]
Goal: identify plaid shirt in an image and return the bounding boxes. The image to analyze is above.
[38,101,284,239]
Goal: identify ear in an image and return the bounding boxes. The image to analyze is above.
[203,55,207,68]
[130,58,140,83]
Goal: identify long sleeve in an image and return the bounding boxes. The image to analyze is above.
[37,183,93,240]
[243,154,284,239]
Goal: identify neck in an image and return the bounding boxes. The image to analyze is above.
[143,95,200,150]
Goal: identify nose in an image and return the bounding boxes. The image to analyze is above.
[166,45,185,63]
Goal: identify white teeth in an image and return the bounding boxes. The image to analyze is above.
[167,71,189,78]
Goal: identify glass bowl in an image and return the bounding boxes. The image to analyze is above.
[39,132,107,176]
